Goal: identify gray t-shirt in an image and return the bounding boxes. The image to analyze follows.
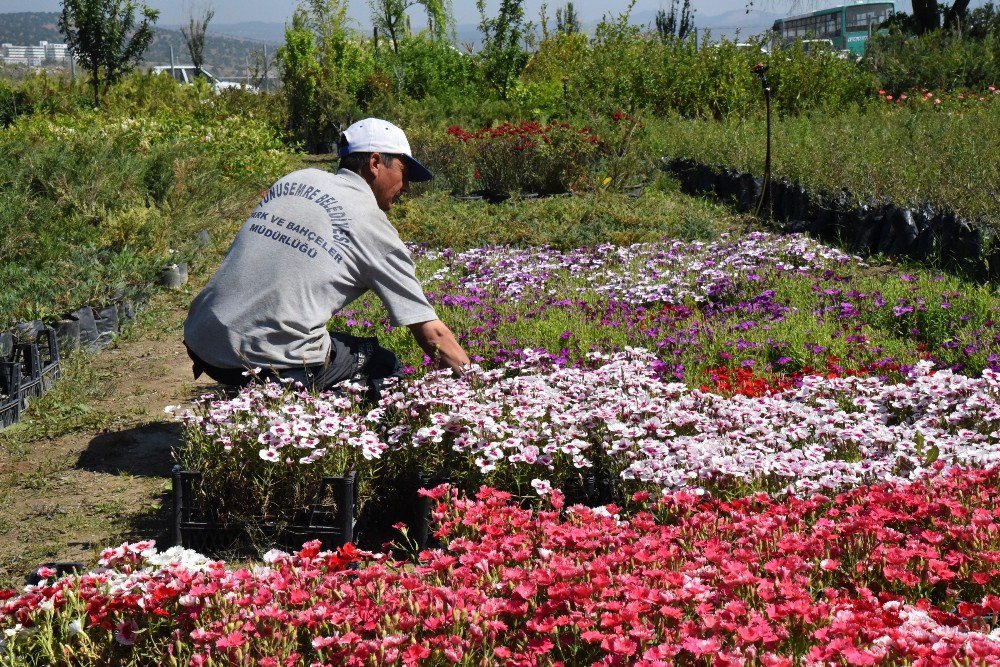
[184,168,437,369]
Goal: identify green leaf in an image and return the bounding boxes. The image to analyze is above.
[923,444,939,467]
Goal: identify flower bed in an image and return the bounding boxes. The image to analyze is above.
[174,347,1000,506]
[337,232,1000,382]
[167,231,1000,536]
[4,467,1000,665]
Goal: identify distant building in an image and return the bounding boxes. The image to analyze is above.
[1,41,70,66]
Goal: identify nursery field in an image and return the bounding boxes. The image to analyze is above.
[6,202,1000,663]
[5,23,1000,662]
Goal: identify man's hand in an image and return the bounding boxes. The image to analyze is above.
[408,319,471,377]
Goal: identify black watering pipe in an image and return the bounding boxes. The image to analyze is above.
[750,63,772,219]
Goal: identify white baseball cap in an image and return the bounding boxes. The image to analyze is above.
[338,118,434,182]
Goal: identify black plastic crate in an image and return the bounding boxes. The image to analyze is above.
[7,328,61,401]
[0,355,24,430]
[19,376,44,402]
[353,471,451,553]
[37,327,62,391]
[563,470,619,507]
[172,466,356,558]
[0,395,19,430]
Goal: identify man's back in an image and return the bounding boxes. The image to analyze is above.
[184,167,435,370]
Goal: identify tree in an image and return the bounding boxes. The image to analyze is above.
[655,0,694,41]
[181,7,214,79]
[476,0,528,100]
[247,43,274,92]
[369,0,413,53]
[58,0,159,107]
[967,2,1000,38]
[909,0,970,32]
[280,0,371,151]
[277,9,321,145]
[370,0,453,52]
[556,2,580,34]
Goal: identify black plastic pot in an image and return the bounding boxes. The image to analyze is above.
[469,190,511,204]
[563,470,618,508]
[52,318,81,357]
[93,304,119,346]
[158,264,189,289]
[74,306,101,353]
[26,562,85,586]
[116,298,137,324]
[12,320,44,344]
[411,473,451,552]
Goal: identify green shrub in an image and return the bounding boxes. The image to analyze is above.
[0,106,296,328]
[524,31,874,119]
[373,35,479,104]
[649,103,1000,228]
[866,28,1000,93]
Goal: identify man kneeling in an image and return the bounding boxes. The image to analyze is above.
[183,118,470,395]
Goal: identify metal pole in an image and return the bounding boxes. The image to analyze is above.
[169,44,175,79]
[751,63,772,219]
[262,43,268,92]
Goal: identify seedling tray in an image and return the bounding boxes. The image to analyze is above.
[172,466,356,558]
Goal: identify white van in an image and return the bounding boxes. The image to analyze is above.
[152,65,258,93]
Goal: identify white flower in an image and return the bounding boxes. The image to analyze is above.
[262,549,287,563]
[530,478,552,496]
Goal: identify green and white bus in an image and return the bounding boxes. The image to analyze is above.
[771,2,894,56]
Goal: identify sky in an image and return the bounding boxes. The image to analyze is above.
[0,0,921,27]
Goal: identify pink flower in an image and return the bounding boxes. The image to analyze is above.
[682,636,721,656]
[312,635,338,649]
[215,631,245,650]
[114,619,138,645]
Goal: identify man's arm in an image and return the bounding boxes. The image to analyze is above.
[408,319,471,376]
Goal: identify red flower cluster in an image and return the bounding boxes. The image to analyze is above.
[701,365,801,396]
[446,121,600,149]
[5,468,1000,664]
[699,355,893,397]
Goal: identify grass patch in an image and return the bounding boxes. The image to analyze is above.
[390,176,742,250]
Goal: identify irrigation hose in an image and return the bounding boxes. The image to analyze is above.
[751,63,772,220]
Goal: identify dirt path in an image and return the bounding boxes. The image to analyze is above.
[0,290,217,589]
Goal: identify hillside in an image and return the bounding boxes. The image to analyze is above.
[0,12,276,79]
[0,12,62,44]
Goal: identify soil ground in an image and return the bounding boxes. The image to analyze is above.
[0,288,218,589]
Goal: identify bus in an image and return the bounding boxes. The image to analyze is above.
[771,2,894,56]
